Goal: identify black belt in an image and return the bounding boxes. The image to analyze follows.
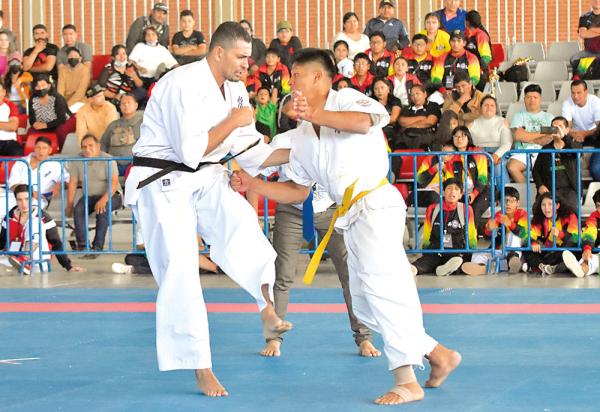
[133,139,261,189]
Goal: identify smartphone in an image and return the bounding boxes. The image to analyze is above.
[540,126,559,134]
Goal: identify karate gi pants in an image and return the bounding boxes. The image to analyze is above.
[341,185,438,370]
[131,173,277,371]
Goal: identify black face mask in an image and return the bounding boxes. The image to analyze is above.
[34,88,50,97]
[67,58,79,68]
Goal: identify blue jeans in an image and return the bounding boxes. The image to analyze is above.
[74,193,122,250]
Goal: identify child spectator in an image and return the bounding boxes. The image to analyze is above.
[402,34,434,89]
[171,10,207,65]
[333,77,353,91]
[465,10,492,87]
[412,178,477,276]
[350,53,375,96]
[431,30,481,92]
[241,66,261,101]
[254,87,278,139]
[333,40,354,78]
[258,47,290,97]
[367,31,395,77]
[418,12,451,58]
[269,20,303,70]
[389,56,421,106]
[372,77,401,145]
[461,187,528,275]
[524,192,579,275]
[414,143,455,206]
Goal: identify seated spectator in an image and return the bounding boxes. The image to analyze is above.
[258,48,290,97]
[350,53,375,96]
[56,24,92,70]
[414,143,455,206]
[0,11,18,52]
[57,47,90,113]
[367,32,395,77]
[100,94,142,174]
[532,116,582,211]
[76,84,119,143]
[431,30,480,92]
[5,65,32,113]
[373,77,401,150]
[570,1,600,75]
[9,136,68,208]
[66,134,122,255]
[418,12,451,58]
[364,0,409,52]
[333,12,370,59]
[129,26,179,89]
[435,0,467,33]
[442,70,485,123]
[524,193,579,275]
[125,2,170,53]
[254,87,278,139]
[389,56,421,106]
[461,186,528,275]
[0,82,22,156]
[22,24,58,81]
[436,110,460,147]
[507,84,555,182]
[465,10,492,89]
[445,126,491,229]
[412,177,477,276]
[402,33,435,92]
[240,19,267,68]
[1,184,84,274]
[333,76,352,90]
[0,31,21,77]
[564,188,600,277]
[269,20,303,70]
[395,84,440,149]
[28,74,72,144]
[98,44,146,106]
[171,10,207,65]
[333,40,354,78]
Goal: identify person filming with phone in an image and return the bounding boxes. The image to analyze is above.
[441,70,485,124]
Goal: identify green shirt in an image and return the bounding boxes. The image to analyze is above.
[255,101,278,138]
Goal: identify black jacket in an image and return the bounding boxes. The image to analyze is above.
[533,136,581,192]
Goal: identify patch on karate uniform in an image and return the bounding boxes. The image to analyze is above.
[161,178,171,187]
[356,99,372,107]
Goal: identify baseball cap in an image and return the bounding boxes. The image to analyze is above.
[153,2,168,13]
[86,84,105,98]
[379,0,395,7]
[277,21,292,32]
[449,30,466,41]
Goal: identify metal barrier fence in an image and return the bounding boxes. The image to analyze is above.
[1,148,599,275]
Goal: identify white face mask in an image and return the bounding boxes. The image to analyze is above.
[146,41,158,47]
[114,60,127,67]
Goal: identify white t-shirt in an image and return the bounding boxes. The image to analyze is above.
[562,94,600,132]
[129,43,178,78]
[337,58,355,78]
[333,32,370,59]
[0,101,17,141]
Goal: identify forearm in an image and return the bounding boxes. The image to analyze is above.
[247,177,310,204]
[66,181,77,208]
[261,148,290,167]
[0,119,18,132]
[513,129,543,143]
[204,116,240,156]
[22,53,37,71]
[309,110,372,134]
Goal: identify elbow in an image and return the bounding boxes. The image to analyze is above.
[357,118,371,134]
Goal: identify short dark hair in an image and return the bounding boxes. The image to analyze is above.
[65,46,81,56]
[412,33,429,44]
[333,40,349,51]
[32,74,51,89]
[523,83,542,96]
[13,184,29,197]
[81,134,99,144]
[353,52,371,64]
[424,12,441,23]
[373,76,392,91]
[111,44,126,57]
[32,24,47,32]
[35,136,52,147]
[480,94,497,108]
[292,48,337,80]
[571,79,588,90]
[333,77,352,90]
[256,86,271,95]
[369,31,386,42]
[120,93,138,103]
[209,21,252,52]
[505,186,520,201]
[143,26,158,37]
[592,188,600,205]
[180,9,193,18]
[453,70,471,84]
[239,19,253,32]
[552,116,569,128]
[411,83,427,94]
[265,47,280,57]
[62,24,77,32]
[444,177,463,192]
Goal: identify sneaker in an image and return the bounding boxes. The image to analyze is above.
[411,265,418,276]
[436,257,463,277]
[508,255,521,273]
[562,250,585,278]
[461,262,487,276]
[522,262,529,273]
[112,262,133,275]
[539,263,556,275]
[9,256,31,275]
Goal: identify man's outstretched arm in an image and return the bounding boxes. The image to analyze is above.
[230,170,310,204]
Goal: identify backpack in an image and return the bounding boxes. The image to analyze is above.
[501,63,529,83]
[430,203,466,228]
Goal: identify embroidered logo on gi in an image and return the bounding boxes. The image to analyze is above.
[237,96,244,108]
[162,178,171,187]
[356,99,372,107]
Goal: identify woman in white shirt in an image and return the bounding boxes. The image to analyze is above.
[129,26,178,88]
[333,12,370,59]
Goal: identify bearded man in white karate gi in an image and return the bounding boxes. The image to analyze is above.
[231,48,462,405]
[124,22,292,397]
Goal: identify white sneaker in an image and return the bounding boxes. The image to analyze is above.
[436,257,463,277]
[112,262,133,275]
[562,251,585,278]
[411,265,418,276]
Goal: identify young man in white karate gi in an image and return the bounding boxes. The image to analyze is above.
[231,48,461,405]
[124,22,292,397]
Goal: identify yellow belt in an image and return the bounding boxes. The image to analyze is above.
[303,178,389,285]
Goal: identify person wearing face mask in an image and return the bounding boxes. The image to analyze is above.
[126,2,170,54]
[27,74,71,144]
[57,47,90,113]
[129,26,178,89]
[56,24,92,70]
[98,44,146,107]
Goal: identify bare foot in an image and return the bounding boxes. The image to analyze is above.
[195,368,228,397]
[260,340,281,357]
[425,344,462,388]
[374,381,424,405]
[359,340,382,357]
[261,305,293,340]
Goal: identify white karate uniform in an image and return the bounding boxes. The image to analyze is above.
[125,59,277,371]
[282,87,438,369]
